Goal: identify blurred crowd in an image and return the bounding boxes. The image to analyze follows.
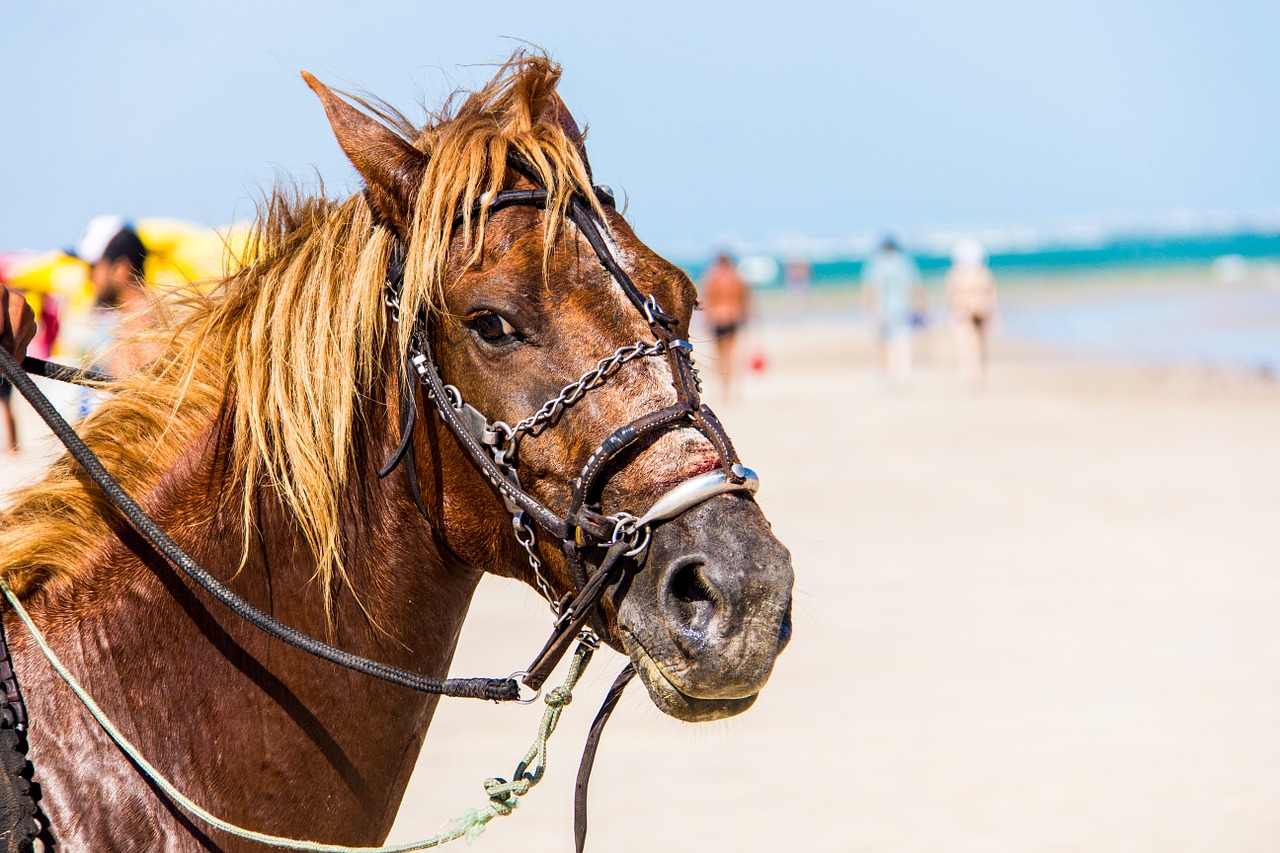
[695,236,1000,398]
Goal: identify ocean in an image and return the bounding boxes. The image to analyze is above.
[682,231,1280,286]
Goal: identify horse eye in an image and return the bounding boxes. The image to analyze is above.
[470,312,519,343]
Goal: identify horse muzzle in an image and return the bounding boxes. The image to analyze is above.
[614,493,794,722]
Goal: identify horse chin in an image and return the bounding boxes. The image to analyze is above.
[620,629,759,722]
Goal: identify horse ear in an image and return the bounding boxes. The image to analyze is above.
[302,71,426,234]
[539,93,593,180]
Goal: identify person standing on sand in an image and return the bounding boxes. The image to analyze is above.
[0,367,16,455]
[1,285,36,359]
[862,237,923,386]
[0,285,35,454]
[945,238,999,389]
[700,252,752,399]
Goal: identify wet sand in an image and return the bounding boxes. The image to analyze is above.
[3,299,1279,851]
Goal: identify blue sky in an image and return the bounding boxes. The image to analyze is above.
[2,1,1278,260]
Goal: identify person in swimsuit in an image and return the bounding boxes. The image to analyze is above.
[700,252,752,399]
[945,238,999,389]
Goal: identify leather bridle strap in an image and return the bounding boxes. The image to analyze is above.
[563,194,743,481]
[521,538,633,691]
[574,663,635,853]
[566,196,671,323]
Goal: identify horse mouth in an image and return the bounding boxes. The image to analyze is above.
[619,628,759,723]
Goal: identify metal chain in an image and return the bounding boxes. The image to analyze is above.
[511,341,668,439]
[512,512,558,611]
[384,288,402,324]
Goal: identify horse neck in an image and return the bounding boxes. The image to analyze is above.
[22,394,487,844]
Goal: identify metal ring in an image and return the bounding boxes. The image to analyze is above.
[442,384,463,410]
[623,526,651,558]
[509,672,541,705]
[609,512,639,544]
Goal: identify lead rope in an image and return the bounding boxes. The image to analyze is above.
[1,580,595,852]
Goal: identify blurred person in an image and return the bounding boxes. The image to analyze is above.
[0,286,53,455]
[0,252,67,453]
[700,252,753,399]
[784,256,812,296]
[862,236,922,386]
[72,217,155,417]
[1,284,37,453]
[75,216,154,374]
[945,238,999,388]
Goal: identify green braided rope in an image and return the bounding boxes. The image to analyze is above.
[1,581,593,852]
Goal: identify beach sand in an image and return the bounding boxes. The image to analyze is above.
[2,293,1278,851]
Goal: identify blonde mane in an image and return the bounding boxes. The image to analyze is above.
[0,52,599,610]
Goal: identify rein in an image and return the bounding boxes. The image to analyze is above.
[0,160,760,851]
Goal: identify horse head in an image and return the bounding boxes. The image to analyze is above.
[305,57,793,723]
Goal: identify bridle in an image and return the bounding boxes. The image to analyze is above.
[381,156,758,689]
[0,159,760,701]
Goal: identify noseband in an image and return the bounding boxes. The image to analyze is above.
[380,157,758,689]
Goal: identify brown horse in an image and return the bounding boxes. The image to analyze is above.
[0,54,793,850]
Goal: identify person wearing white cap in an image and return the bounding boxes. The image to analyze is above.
[74,214,127,267]
[71,216,154,415]
[945,238,999,389]
[74,215,149,313]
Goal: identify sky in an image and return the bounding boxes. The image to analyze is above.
[2,1,1279,261]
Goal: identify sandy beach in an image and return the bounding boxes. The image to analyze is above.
[2,285,1278,851]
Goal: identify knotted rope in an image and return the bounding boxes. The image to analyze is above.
[1,580,593,852]
[446,648,591,843]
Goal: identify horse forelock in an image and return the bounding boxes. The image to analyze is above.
[396,51,600,361]
[0,50,598,613]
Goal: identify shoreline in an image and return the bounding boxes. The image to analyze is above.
[749,272,1280,384]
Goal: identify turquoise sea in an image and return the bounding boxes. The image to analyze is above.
[684,231,1280,286]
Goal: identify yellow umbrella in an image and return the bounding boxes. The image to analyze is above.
[134,218,252,287]
[1,250,89,297]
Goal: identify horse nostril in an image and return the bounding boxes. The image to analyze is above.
[667,560,720,637]
[670,560,712,604]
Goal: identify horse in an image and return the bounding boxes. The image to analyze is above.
[0,53,794,851]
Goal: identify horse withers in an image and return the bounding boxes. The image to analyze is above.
[0,53,793,850]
